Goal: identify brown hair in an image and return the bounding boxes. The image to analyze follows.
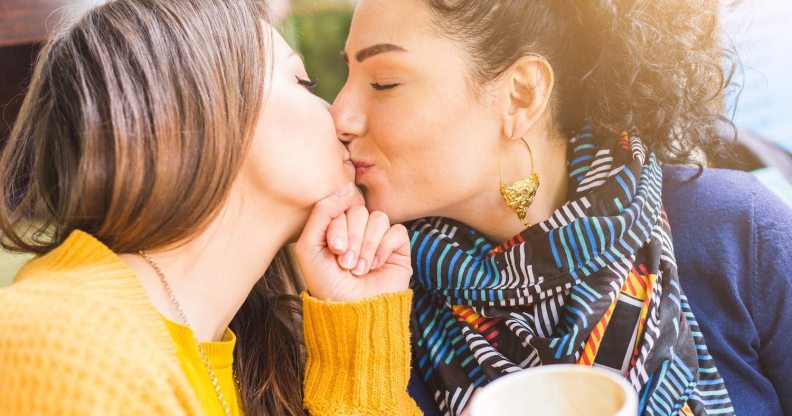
[0,0,304,414]
[423,0,735,165]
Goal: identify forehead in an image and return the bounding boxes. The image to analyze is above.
[346,0,433,50]
[268,24,292,60]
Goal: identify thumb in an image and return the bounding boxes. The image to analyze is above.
[299,183,363,247]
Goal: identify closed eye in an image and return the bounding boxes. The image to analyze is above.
[370,82,400,91]
[296,76,319,91]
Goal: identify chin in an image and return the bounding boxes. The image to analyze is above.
[362,190,414,224]
[325,170,355,197]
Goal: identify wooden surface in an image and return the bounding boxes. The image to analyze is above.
[0,43,39,141]
[0,0,77,141]
[0,0,78,47]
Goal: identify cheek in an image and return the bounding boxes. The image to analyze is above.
[293,96,352,197]
[241,86,349,207]
[365,92,497,219]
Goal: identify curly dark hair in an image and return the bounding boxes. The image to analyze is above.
[424,0,736,165]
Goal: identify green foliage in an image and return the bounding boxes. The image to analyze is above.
[281,8,353,102]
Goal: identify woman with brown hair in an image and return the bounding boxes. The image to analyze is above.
[332,0,792,415]
[0,0,419,414]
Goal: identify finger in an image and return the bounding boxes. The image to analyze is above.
[372,224,411,270]
[298,183,358,247]
[351,188,365,206]
[325,213,348,255]
[352,211,391,276]
[338,204,368,270]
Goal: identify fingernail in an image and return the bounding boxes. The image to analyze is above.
[341,250,356,269]
[372,256,381,269]
[331,237,346,251]
[352,258,367,276]
[335,183,354,197]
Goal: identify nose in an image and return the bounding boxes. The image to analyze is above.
[331,83,367,144]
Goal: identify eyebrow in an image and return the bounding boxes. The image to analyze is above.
[342,44,407,63]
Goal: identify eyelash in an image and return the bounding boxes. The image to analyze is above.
[370,82,400,91]
[296,76,319,91]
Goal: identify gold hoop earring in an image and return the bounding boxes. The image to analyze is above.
[499,137,540,226]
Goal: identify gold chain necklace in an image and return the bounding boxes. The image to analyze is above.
[140,251,235,416]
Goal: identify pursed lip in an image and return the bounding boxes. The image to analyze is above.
[350,159,375,181]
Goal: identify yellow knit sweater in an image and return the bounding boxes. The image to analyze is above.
[164,319,243,415]
[0,230,420,415]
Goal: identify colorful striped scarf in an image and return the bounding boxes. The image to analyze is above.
[408,127,734,415]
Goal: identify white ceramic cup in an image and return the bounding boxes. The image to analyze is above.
[469,364,638,416]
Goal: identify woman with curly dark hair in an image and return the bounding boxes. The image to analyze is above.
[330,0,792,415]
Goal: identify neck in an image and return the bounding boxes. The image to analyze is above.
[448,135,569,244]
[120,187,305,342]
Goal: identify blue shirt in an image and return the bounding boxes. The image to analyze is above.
[408,166,792,415]
[663,166,792,415]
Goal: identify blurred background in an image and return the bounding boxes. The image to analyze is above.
[1,0,791,285]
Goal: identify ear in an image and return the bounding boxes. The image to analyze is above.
[501,55,554,140]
